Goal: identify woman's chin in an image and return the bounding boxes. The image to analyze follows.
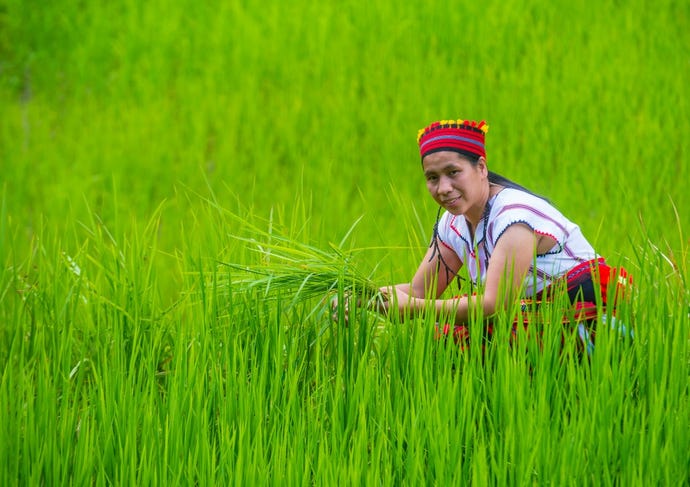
[444,204,464,215]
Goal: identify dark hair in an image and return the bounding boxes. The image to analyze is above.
[464,153,549,202]
[488,171,549,202]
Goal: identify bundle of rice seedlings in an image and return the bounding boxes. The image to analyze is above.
[217,218,384,319]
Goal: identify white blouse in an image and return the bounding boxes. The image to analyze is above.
[436,188,598,296]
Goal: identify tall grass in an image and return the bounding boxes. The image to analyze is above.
[1,193,687,484]
[1,0,689,483]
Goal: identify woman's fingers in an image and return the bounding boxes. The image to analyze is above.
[370,287,391,314]
[329,293,351,326]
[330,288,395,324]
[375,286,413,320]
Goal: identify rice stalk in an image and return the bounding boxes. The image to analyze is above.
[214,217,385,319]
[221,237,381,306]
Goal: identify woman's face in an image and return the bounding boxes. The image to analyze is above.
[422,151,489,220]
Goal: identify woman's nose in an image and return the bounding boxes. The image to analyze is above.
[438,175,452,194]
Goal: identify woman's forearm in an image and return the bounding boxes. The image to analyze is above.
[383,281,499,325]
[408,295,496,325]
[393,283,412,295]
[401,295,469,324]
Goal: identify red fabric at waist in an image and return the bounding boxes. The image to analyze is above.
[566,257,607,282]
[563,257,632,306]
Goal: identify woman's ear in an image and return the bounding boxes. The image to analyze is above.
[477,157,489,177]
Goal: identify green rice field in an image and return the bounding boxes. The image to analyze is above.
[1,0,689,484]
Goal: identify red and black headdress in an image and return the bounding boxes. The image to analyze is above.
[417,119,489,160]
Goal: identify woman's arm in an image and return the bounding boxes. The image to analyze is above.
[381,224,536,324]
[388,237,462,299]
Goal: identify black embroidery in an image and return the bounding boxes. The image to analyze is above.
[428,206,460,289]
[429,198,494,292]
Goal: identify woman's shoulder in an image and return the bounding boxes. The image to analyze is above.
[488,187,579,241]
[494,187,548,204]
[492,187,559,215]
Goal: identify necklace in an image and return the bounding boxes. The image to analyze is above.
[479,196,493,278]
[429,185,501,292]
[469,186,501,291]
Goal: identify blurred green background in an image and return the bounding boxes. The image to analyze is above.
[1,0,688,295]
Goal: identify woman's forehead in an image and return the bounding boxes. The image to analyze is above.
[422,151,472,169]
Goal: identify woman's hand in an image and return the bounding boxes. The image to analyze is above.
[329,292,364,326]
[329,293,351,325]
[329,284,417,325]
[376,285,413,320]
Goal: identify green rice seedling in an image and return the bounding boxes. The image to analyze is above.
[213,211,385,322]
[220,236,379,309]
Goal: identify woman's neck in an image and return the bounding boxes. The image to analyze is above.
[466,183,503,233]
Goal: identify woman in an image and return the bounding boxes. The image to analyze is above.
[375,119,630,348]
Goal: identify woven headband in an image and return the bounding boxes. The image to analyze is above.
[417,119,489,160]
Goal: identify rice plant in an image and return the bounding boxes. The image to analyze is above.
[217,217,383,314]
[1,0,689,484]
